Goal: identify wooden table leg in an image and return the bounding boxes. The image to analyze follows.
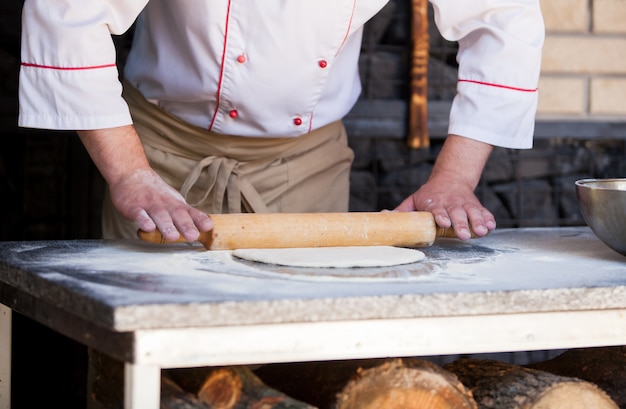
[0,305,11,409]
[124,362,160,409]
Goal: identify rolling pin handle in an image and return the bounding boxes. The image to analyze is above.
[436,226,483,239]
[137,229,165,243]
[137,229,190,244]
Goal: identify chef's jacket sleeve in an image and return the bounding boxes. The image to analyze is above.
[430,0,545,149]
[18,0,148,130]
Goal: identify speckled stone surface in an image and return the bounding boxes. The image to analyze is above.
[1,227,625,332]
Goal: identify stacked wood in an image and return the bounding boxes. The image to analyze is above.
[526,346,626,409]
[255,357,477,409]
[88,350,314,409]
[167,365,317,409]
[443,357,619,409]
[160,375,211,409]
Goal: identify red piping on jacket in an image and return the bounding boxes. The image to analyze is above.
[458,79,538,92]
[336,0,357,56]
[208,0,232,131]
[309,0,355,133]
[21,62,116,70]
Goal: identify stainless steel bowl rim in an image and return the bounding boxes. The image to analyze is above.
[575,178,626,190]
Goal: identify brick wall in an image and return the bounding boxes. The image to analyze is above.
[538,0,626,118]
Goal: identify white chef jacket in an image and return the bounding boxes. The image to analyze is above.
[18,0,544,149]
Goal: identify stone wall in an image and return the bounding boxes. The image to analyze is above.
[346,0,626,227]
[538,0,626,118]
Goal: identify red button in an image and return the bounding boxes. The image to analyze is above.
[229,110,238,118]
[237,55,246,63]
[293,117,303,126]
[318,60,328,68]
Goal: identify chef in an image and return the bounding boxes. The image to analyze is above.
[18,0,544,242]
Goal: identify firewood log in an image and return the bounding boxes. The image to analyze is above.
[167,366,317,409]
[334,358,477,409]
[444,358,619,409]
[160,375,211,409]
[526,346,626,409]
[255,357,477,409]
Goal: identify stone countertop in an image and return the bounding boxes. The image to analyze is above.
[0,227,625,332]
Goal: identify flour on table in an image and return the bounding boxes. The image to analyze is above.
[231,246,426,268]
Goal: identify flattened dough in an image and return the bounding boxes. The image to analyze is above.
[232,246,425,268]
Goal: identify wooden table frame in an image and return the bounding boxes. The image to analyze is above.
[2,227,626,408]
[2,304,626,408]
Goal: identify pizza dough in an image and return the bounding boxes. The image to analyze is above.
[231,246,426,268]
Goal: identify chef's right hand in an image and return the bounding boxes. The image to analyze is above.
[108,168,213,242]
[77,125,213,242]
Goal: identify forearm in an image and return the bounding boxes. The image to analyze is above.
[427,135,493,189]
[77,125,151,187]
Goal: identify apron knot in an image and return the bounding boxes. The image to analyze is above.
[180,156,269,214]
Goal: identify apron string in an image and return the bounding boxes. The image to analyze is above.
[180,156,270,214]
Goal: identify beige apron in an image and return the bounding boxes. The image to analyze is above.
[101,82,354,239]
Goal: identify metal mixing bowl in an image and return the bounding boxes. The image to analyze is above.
[575,178,626,256]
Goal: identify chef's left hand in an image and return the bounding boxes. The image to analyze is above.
[394,173,495,240]
[394,135,496,240]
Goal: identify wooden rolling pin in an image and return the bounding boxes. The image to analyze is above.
[137,211,469,250]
